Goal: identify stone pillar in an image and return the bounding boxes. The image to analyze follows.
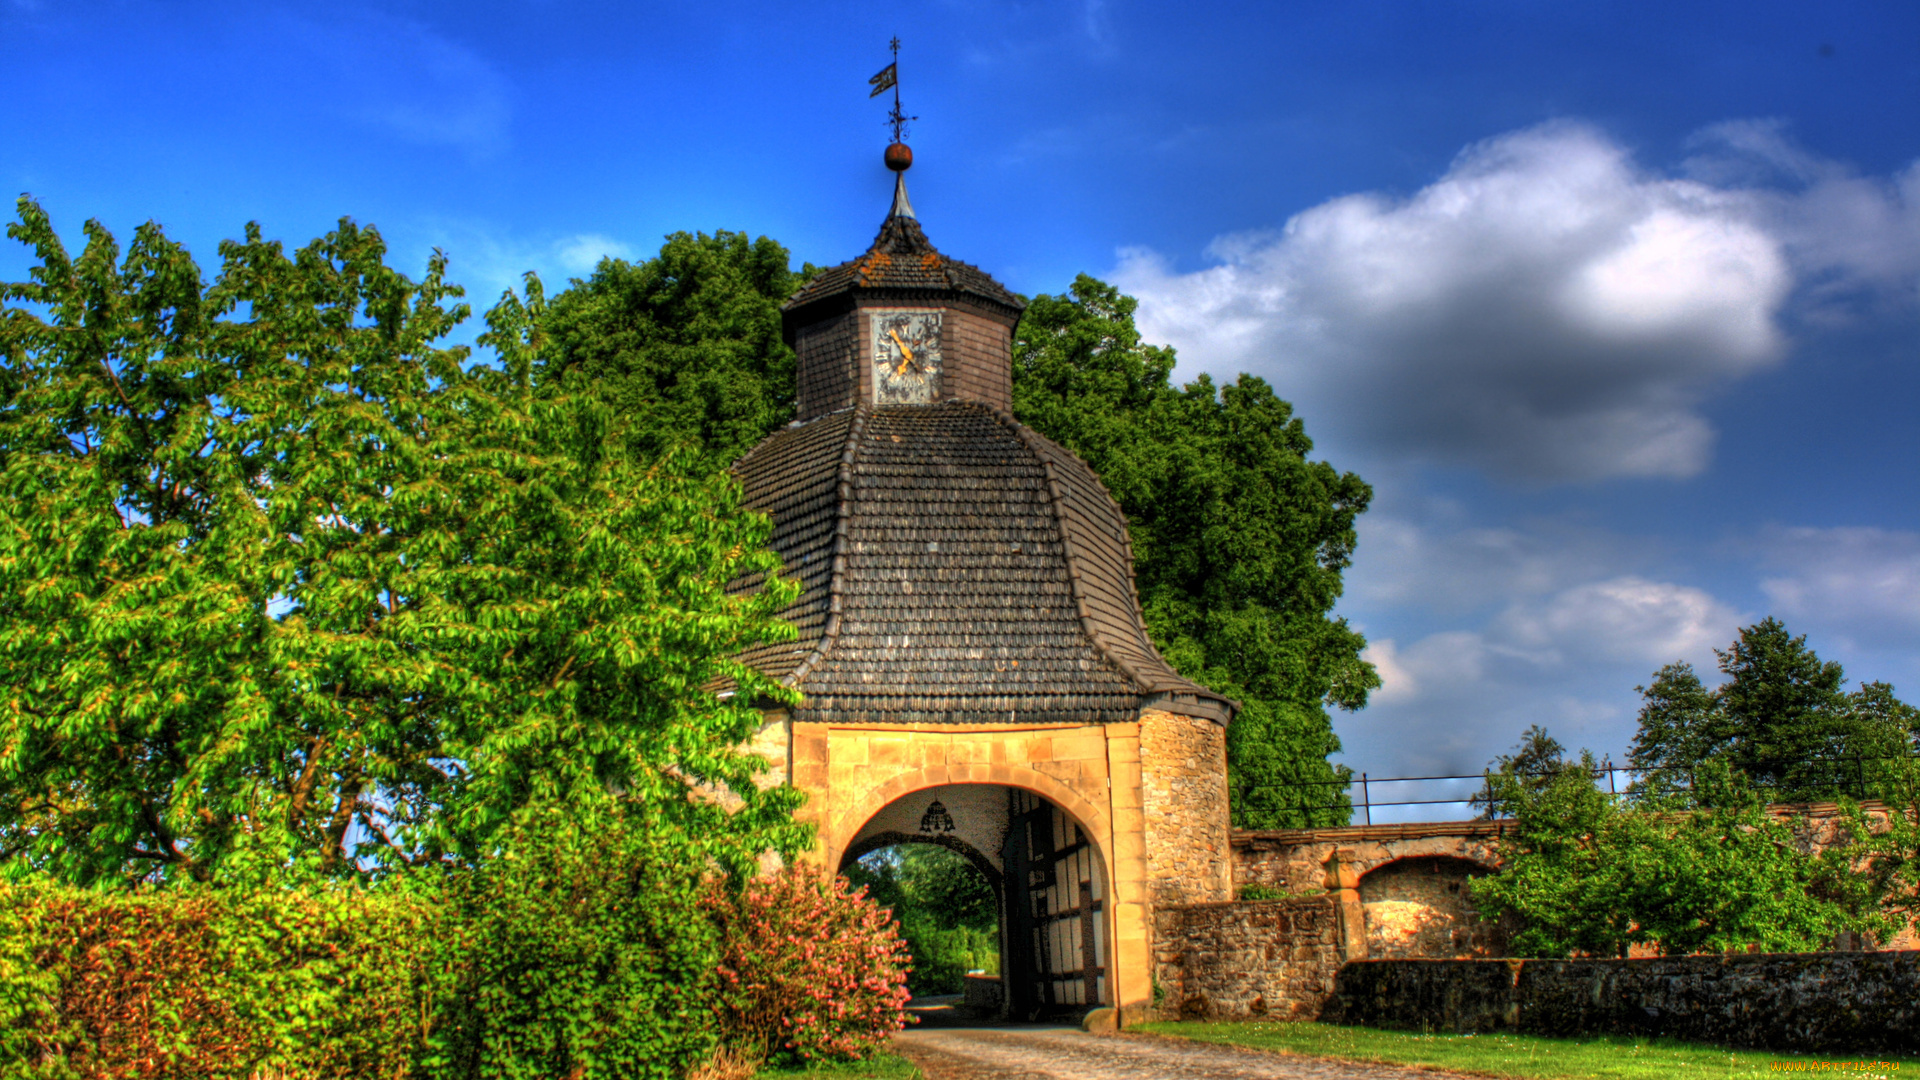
[1323,848,1368,962]
[1103,720,1155,1026]
[788,720,832,869]
[1138,709,1233,908]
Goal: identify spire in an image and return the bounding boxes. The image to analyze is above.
[889,172,916,220]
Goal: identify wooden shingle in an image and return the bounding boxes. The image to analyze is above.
[731,401,1233,726]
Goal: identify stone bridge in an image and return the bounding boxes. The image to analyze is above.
[1227,801,1914,962]
[1232,821,1512,960]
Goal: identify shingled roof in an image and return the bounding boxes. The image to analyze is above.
[782,177,1024,324]
[729,401,1234,725]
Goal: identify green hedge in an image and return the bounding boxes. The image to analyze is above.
[0,819,909,1079]
[1,882,448,1079]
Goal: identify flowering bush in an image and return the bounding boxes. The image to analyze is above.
[710,866,913,1063]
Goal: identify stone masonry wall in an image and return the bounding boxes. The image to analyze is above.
[1235,822,1507,894]
[1152,896,1344,1021]
[1139,709,1231,909]
[1232,808,1917,954]
[1360,856,1511,959]
[1326,953,1920,1053]
[790,720,1120,870]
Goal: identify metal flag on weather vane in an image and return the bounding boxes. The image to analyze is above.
[868,62,897,97]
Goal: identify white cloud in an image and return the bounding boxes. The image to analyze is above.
[1337,578,1731,780]
[1352,510,1638,616]
[1686,121,1920,313]
[1759,526,1920,644]
[1361,632,1489,706]
[1118,121,1919,483]
[1363,574,1738,707]
[1337,506,1746,780]
[1496,576,1741,667]
[1358,639,1417,705]
[553,234,638,275]
[1082,0,1114,48]
[390,222,645,312]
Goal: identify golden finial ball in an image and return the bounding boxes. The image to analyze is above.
[885,142,913,172]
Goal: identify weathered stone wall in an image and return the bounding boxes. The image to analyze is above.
[1151,896,1344,1021]
[1232,807,1917,958]
[1326,953,1920,1053]
[1235,821,1506,894]
[1140,709,1232,908]
[1360,856,1510,959]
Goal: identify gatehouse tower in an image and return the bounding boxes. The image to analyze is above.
[730,147,1235,1022]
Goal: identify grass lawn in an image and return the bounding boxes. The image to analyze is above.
[1134,1020,1916,1080]
[752,1050,920,1080]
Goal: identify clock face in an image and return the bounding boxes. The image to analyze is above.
[871,310,943,405]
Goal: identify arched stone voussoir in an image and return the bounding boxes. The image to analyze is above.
[838,829,1006,893]
[1355,851,1500,882]
[828,763,1113,871]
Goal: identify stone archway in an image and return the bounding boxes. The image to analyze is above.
[825,760,1113,874]
[1357,855,1507,958]
[839,781,1112,1019]
[779,710,1232,1022]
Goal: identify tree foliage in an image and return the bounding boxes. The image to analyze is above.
[1470,754,1888,957]
[844,843,998,995]
[536,231,810,471]
[1627,618,1920,805]
[1471,724,1588,819]
[1833,755,1920,938]
[1011,276,1376,827]
[0,198,806,886]
[436,809,729,1079]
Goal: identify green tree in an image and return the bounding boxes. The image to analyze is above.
[1471,754,1885,957]
[1833,753,1920,942]
[844,844,998,994]
[0,199,806,887]
[1624,661,1721,802]
[537,231,810,471]
[1627,618,1919,805]
[1471,724,1587,819]
[1011,276,1375,828]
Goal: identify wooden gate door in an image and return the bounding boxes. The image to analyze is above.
[1001,790,1107,1019]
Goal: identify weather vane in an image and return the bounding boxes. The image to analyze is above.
[868,36,917,160]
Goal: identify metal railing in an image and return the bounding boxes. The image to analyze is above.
[1233,752,1920,828]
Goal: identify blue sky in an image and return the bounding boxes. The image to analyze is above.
[6,1,1918,812]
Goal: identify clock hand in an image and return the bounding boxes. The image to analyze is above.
[889,329,917,374]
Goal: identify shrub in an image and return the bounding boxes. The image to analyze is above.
[0,811,732,1080]
[432,809,726,1080]
[710,866,912,1065]
[1471,755,1893,957]
[0,880,446,1080]
[0,831,915,1078]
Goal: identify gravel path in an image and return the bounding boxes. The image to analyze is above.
[892,1026,1466,1080]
